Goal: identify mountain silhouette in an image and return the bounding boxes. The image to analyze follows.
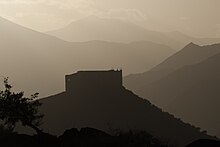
[124,43,220,137]
[139,53,220,137]
[124,43,220,94]
[0,16,174,97]
[36,70,216,147]
[47,16,220,50]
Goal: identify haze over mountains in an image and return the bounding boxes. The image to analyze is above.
[124,43,220,137]
[47,16,220,50]
[1,10,220,145]
[1,1,220,146]
[124,43,220,91]
[0,16,174,97]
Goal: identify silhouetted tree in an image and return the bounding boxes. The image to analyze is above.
[0,78,44,135]
[0,124,15,138]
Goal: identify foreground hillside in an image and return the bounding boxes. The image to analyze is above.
[0,127,168,147]
[36,70,216,147]
[2,127,220,147]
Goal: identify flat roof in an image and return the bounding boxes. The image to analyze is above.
[66,70,122,76]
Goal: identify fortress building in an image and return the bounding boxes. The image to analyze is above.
[65,70,123,93]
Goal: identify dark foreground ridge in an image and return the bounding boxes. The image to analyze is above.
[34,70,218,146]
[2,127,220,147]
[186,139,220,147]
[0,127,169,147]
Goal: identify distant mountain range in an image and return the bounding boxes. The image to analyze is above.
[38,70,215,147]
[124,43,220,137]
[0,16,174,97]
[47,16,220,50]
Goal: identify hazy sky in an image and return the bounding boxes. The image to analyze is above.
[0,0,220,37]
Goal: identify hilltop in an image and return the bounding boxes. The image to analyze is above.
[36,70,216,147]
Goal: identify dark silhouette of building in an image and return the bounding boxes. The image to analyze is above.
[65,70,123,93]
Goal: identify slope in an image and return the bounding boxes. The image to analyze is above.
[38,71,216,147]
[124,43,220,93]
[136,53,220,137]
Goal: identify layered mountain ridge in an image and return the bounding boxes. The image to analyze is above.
[124,43,220,137]
[0,16,174,97]
[47,16,220,50]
